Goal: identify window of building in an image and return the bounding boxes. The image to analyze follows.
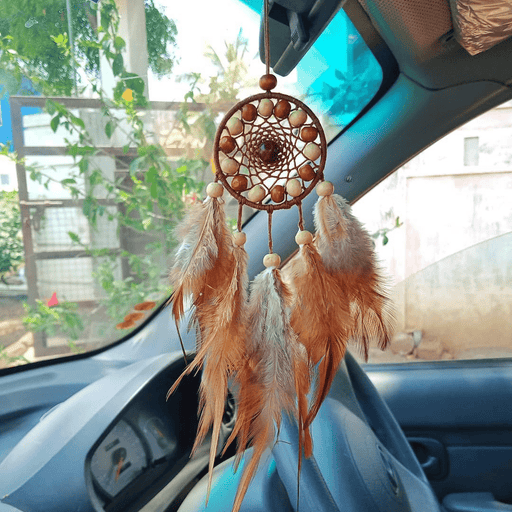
[0,174,10,185]
[464,136,479,166]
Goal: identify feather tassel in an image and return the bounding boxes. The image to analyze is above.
[289,240,353,432]
[167,190,248,503]
[230,267,304,512]
[314,193,395,360]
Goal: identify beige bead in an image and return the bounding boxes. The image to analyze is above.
[248,185,266,203]
[295,230,313,245]
[316,181,334,196]
[220,158,239,175]
[206,182,223,198]
[286,178,302,197]
[263,253,281,267]
[258,99,273,117]
[304,142,321,161]
[289,109,307,127]
[239,165,249,175]
[226,117,243,136]
[233,232,246,246]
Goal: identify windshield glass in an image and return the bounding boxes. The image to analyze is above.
[0,0,383,369]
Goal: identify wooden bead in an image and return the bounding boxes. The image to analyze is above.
[295,230,313,245]
[298,164,316,181]
[219,135,236,153]
[316,181,334,196]
[274,100,291,119]
[233,232,246,246]
[242,103,258,122]
[301,126,318,142]
[231,175,248,191]
[207,182,223,197]
[248,184,266,203]
[286,178,302,197]
[258,99,273,117]
[304,142,321,161]
[259,74,277,91]
[220,158,239,175]
[289,109,307,127]
[226,117,243,136]
[263,253,281,267]
[270,185,285,203]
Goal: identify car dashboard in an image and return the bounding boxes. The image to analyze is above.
[0,353,235,512]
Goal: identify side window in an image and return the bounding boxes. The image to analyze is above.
[351,100,512,363]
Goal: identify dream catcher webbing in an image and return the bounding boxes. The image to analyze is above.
[167,2,394,510]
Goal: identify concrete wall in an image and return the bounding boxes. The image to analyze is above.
[352,100,512,354]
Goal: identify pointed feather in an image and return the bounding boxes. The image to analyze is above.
[314,194,395,359]
[229,267,303,512]
[289,242,353,429]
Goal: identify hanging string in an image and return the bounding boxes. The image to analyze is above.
[264,0,270,76]
[297,203,304,231]
[268,208,273,253]
[237,203,244,232]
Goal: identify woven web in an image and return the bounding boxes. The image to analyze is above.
[214,92,326,212]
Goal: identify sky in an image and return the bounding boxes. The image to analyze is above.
[148,0,261,101]
[147,0,298,101]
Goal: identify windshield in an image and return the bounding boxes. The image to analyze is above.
[0,0,383,370]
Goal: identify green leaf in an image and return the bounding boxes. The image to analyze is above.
[123,145,130,154]
[50,115,60,133]
[114,36,126,50]
[112,53,124,77]
[61,178,77,185]
[382,234,389,246]
[46,100,56,116]
[105,121,114,138]
[396,216,402,227]
[68,232,81,243]
[78,158,89,174]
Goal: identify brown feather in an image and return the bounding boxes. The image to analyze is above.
[289,242,353,429]
[166,197,248,503]
[228,267,303,512]
[314,194,395,360]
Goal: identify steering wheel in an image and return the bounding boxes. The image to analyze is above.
[177,351,442,511]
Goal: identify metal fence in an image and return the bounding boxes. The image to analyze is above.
[10,95,211,356]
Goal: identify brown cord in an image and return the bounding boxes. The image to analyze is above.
[264,0,270,76]
[237,203,243,232]
[268,208,273,253]
[298,202,304,231]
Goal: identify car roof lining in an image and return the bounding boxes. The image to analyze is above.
[357,0,512,90]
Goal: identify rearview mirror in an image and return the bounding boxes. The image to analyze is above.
[259,0,343,76]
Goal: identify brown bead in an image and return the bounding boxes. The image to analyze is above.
[259,74,277,91]
[298,164,316,181]
[258,139,280,164]
[270,185,285,203]
[242,104,258,122]
[219,135,236,153]
[301,126,318,142]
[231,175,248,192]
[274,100,291,119]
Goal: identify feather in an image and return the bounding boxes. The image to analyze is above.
[314,193,395,360]
[229,267,304,512]
[167,196,247,503]
[289,242,353,431]
[169,196,233,324]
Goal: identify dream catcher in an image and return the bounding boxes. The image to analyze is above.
[167,1,394,510]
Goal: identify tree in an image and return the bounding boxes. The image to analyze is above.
[0,190,24,284]
[0,0,177,96]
